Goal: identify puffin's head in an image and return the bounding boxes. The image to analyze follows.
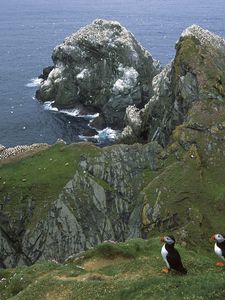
[210,234,225,243]
[160,235,175,245]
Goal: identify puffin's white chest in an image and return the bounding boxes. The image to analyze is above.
[214,243,224,260]
[161,244,170,268]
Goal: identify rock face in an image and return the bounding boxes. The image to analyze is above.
[122,25,225,145]
[0,142,162,267]
[2,25,225,268]
[36,19,159,128]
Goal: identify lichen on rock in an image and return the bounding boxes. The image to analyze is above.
[122,25,225,146]
[2,24,225,269]
[36,19,160,129]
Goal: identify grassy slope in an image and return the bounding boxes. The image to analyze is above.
[0,142,101,226]
[1,111,225,299]
[0,238,224,300]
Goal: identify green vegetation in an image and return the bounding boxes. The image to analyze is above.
[0,238,224,300]
[0,142,101,226]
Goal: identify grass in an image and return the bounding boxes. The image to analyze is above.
[1,105,225,299]
[0,238,225,300]
[0,142,101,226]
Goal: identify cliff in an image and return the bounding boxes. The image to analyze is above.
[1,24,225,270]
[123,25,225,145]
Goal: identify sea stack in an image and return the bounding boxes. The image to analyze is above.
[36,19,160,128]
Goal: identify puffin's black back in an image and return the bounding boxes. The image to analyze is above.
[165,244,187,274]
[217,240,225,258]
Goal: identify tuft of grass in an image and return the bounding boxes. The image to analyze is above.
[82,239,149,260]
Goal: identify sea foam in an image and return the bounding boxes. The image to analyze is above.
[79,127,119,144]
[26,78,43,88]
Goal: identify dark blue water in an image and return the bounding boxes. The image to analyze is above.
[0,0,224,147]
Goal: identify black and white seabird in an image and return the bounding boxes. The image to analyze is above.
[161,235,187,274]
[210,233,225,267]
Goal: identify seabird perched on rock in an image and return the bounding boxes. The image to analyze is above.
[160,235,187,274]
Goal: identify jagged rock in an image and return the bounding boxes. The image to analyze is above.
[122,63,173,145]
[2,25,225,269]
[122,25,225,146]
[0,142,162,267]
[36,19,160,128]
[38,66,54,81]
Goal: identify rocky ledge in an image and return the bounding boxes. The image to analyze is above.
[36,19,160,129]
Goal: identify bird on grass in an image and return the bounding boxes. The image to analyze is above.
[210,233,225,267]
[160,235,187,275]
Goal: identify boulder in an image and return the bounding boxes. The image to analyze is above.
[36,19,160,128]
[38,66,54,81]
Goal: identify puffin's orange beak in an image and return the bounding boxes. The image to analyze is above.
[210,234,216,241]
[160,237,164,243]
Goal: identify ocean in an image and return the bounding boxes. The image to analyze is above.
[0,0,224,147]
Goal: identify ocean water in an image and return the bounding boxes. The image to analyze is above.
[0,0,224,147]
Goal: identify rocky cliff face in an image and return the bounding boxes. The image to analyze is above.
[36,19,159,128]
[1,25,225,268]
[122,25,225,145]
[0,142,162,267]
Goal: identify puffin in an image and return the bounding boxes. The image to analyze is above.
[161,235,187,274]
[210,233,225,267]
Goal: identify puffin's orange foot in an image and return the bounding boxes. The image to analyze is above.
[216,261,225,267]
[161,268,170,274]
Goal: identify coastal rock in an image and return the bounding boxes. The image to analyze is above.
[0,142,162,266]
[83,127,98,136]
[122,25,225,146]
[2,25,225,268]
[38,66,54,81]
[30,142,160,262]
[36,19,160,128]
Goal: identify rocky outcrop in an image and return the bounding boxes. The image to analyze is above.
[122,25,225,146]
[36,19,160,128]
[2,25,225,268]
[0,142,162,267]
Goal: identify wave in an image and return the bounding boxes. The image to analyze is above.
[26,78,43,88]
[79,127,119,144]
[60,108,99,119]
[43,101,58,112]
[60,108,80,117]
[43,101,99,119]
[97,127,118,142]
[42,101,118,144]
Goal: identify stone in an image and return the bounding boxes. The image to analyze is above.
[36,19,160,129]
[38,66,54,81]
[122,25,225,146]
[83,127,98,136]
